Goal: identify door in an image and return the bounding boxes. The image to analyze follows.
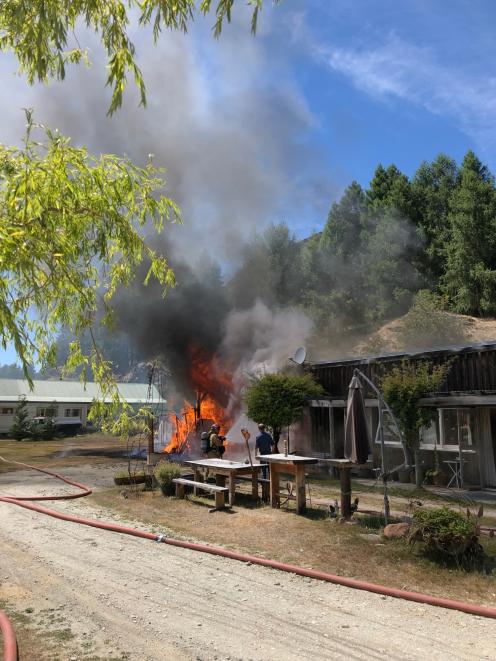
[479,409,496,488]
[487,410,496,487]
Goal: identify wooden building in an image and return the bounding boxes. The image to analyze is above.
[294,343,496,488]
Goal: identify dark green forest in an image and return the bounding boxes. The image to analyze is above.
[4,149,496,378]
[230,150,496,338]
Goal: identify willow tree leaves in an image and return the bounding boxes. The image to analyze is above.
[0,111,180,389]
[0,0,280,115]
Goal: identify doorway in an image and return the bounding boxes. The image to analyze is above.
[484,410,496,487]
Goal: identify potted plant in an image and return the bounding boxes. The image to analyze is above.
[424,447,448,486]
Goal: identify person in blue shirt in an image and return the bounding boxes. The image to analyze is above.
[255,423,273,479]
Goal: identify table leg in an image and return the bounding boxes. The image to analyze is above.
[216,474,226,488]
[194,468,201,496]
[251,470,258,500]
[270,463,280,508]
[340,468,352,519]
[446,463,456,488]
[295,465,306,514]
[229,473,236,506]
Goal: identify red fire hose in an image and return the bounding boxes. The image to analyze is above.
[0,608,17,661]
[1,458,496,661]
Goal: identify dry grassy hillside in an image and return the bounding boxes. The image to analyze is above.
[354,313,496,356]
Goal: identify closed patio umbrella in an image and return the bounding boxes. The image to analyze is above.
[344,375,371,464]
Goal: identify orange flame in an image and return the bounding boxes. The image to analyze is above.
[163,347,235,454]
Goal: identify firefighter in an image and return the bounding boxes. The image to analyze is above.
[206,423,226,459]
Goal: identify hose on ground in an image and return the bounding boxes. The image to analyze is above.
[0,454,495,661]
[0,607,18,661]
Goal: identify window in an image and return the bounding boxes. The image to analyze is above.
[440,408,472,449]
[374,409,402,446]
[64,408,82,418]
[422,409,473,450]
[36,406,57,418]
[420,419,438,448]
[0,407,14,415]
[310,407,331,456]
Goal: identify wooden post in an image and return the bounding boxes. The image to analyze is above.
[340,467,352,519]
[147,414,154,465]
[270,463,280,508]
[215,490,225,509]
[295,464,306,514]
[228,473,236,506]
[251,469,258,500]
[175,482,185,499]
[194,467,203,496]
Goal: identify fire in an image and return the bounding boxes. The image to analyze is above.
[163,346,235,454]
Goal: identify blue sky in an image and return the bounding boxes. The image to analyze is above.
[285,0,495,189]
[1,0,495,364]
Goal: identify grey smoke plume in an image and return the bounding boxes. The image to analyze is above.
[0,8,336,396]
[0,10,334,265]
[221,299,314,383]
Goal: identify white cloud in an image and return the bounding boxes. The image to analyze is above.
[316,34,496,150]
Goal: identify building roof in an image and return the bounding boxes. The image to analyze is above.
[312,341,496,369]
[0,379,166,404]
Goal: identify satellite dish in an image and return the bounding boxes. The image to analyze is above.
[292,346,307,365]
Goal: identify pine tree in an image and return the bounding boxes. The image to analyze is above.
[320,181,369,258]
[443,151,496,315]
[411,154,458,284]
[367,164,415,220]
[10,396,31,441]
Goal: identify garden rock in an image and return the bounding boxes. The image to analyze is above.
[383,522,410,539]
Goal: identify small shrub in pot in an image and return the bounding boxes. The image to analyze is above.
[154,461,181,496]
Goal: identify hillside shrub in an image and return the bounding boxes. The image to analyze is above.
[154,461,181,496]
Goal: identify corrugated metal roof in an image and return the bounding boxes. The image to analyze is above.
[0,379,166,404]
[312,341,496,368]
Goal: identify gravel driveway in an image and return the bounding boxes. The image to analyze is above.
[0,466,495,660]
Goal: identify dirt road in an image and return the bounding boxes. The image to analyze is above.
[0,466,495,660]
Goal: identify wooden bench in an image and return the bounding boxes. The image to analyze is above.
[172,478,229,510]
[236,475,270,501]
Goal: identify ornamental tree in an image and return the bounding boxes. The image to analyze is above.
[381,360,449,486]
[245,372,324,451]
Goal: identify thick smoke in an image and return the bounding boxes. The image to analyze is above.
[114,244,230,400]
[0,9,333,264]
[114,234,314,405]
[221,300,314,384]
[0,10,328,395]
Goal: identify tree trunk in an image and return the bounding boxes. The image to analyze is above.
[414,449,423,487]
[273,427,280,454]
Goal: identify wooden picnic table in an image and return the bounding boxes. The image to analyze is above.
[185,459,263,506]
[258,454,319,514]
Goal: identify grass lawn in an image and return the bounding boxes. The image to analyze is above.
[1,438,495,610]
[0,434,126,474]
[91,482,496,608]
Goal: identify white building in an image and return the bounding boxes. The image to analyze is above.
[0,379,166,435]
